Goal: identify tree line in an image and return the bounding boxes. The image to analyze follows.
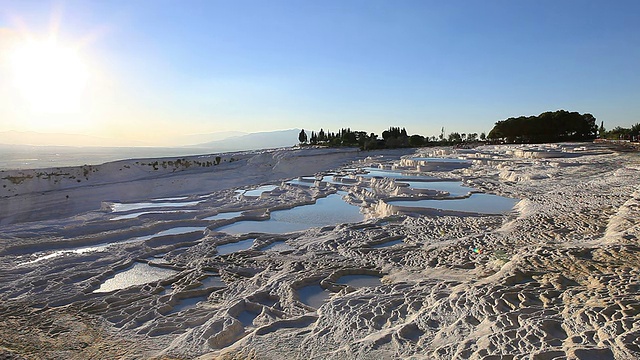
[298,127,487,150]
[297,109,638,149]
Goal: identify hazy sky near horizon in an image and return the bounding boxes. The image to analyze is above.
[0,0,638,145]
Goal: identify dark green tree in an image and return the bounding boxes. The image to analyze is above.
[318,129,326,142]
[298,129,308,144]
[630,123,640,138]
[409,134,425,147]
[488,110,597,143]
[448,132,462,143]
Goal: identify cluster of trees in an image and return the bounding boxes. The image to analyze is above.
[299,128,361,147]
[297,110,627,149]
[299,128,387,149]
[298,127,487,150]
[487,110,598,143]
[599,123,640,141]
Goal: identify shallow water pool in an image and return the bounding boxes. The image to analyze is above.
[297,285,332,308]
[94,262,178,293]
[216,238,255,255]
[261,241,295,252]
[396,181,476,197]
[410,157,471,163]
[199,276,226,288]
[242,185,278,197]
[133,227,206,242]
[388,193,517,215]
[111,210,196,221]
[236,310,259,327]
[371,239,404,248]
[215,193,364,234]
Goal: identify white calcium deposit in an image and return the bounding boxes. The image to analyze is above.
[1,143,639,359]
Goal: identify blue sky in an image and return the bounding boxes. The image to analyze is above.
[0,0,638,145]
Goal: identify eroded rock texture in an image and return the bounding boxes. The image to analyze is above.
[1,144,639,359]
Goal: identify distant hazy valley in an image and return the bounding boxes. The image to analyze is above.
[0,129,301,170]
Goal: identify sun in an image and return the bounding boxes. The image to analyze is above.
[11,38,89,114]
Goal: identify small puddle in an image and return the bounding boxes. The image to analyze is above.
[243,185,278,197]
[287,175,345,187]
[388,193,517,215]
[133,227,206,242]
[297,285,332,308]
[236,310,260,327]
[321,174,348,185]
[410,157,471,163]
[199,276,226,288]
[216,239,255,255]
[286,178,317,187]
[94,263,177,293]
[371,239,404,248]
[396,181,476,197]
[216,193,364,235]
[111,210,196,221]
[336,275,382,288]
[261,241,295,252]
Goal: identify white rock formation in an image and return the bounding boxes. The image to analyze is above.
[0,143,638,360]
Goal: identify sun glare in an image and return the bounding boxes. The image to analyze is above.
[11,39,89,113]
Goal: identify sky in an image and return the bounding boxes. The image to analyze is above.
[0,0,638,146]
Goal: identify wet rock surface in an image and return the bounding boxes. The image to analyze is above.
[1,144,639,359]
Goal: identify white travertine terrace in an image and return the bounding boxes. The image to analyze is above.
[1,143,639,360]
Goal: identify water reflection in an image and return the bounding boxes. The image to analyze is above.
[111,210,196,221]
[236,310,259,327]
[388,193,517,215]
[336,275,382,288]
[297,285,331,308]
[410,157,471,163]
[94,262,177,293]
[243,185,278,197]
[371,239,404,248]
[396,181,476,197]
[261,241,294,252]
[216,194,363,234]
[216,239,255,255]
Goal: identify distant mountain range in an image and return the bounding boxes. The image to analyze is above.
[0,129,301,151]
[173,131,247,146]
[190,129,301,151]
